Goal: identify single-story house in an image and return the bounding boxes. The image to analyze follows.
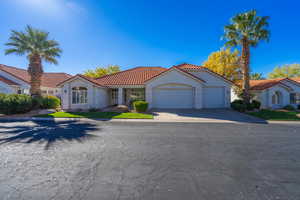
[57,63,234,110]
[232,78,300,109]
[0,64,72,97]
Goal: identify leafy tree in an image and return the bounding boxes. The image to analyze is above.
[84,65,121,78]
[268,64,300,79]
[223,10,270,103]
[250,72,265,80]
[5,25,62,96]
[203,48,241,81]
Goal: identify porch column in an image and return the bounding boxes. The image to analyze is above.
[194,86,202,109]
[118,88,123,105]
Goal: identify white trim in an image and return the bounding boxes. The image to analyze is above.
[144,67,205,84]
[183,68,234,85]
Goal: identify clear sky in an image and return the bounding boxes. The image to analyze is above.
[1,0,300,76]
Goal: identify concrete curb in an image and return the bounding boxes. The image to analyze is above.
[0,117,268,124]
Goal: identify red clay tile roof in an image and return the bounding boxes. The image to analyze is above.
[291,77,300,83]
[175,63,206,70]
[95,67,167,85]
[248,79,285,90]
[0,75,20,86]
[0,64,72,88]
[59,63,234,87]
[246,78,299,90]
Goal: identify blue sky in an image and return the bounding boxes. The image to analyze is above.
[0,0,300,76]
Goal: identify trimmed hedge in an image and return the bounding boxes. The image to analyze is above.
[283,105,295,111]
[0,94,61,115]
[252,100,261,109]
[41,96,61,109]
[231,100,247,112]
[133,101,148,112]
[32,95,61,109]
[231,99,262,112]
[0,94,33,114]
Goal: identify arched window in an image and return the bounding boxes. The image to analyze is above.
[72,87,87,104]
[272,91,282,105]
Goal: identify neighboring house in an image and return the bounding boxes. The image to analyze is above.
[57,63,234,110]
[0,64,72,97]
[231,78,300,109]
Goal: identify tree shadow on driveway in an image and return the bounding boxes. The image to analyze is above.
[0,120,100,150]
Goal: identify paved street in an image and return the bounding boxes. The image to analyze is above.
[0,120,300,200]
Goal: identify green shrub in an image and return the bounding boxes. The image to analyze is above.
[133,101,148,112]
[252,100,261,109]
[246,103,255,111]
[41,96,61,109]
[32,96,44,109]
[89,108,98,112]
[0,94,33,114]
[231,100,247,112]
[283,105,295,111]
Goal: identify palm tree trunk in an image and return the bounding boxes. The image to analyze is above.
[28,54,43,96]
[241,37,251,104]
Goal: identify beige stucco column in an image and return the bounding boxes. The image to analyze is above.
[118,88,123,105]
[194,86,202,109]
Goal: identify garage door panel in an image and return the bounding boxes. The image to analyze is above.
[204,87,224,108]
[153,88,193,108]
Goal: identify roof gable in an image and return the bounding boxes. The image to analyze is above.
[175,63,235,85]
[57,74,105,87]
[248,78,293,90]
[144,66,206,84]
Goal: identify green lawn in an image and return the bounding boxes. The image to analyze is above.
[248,109,300,121]
[36,111,153,119]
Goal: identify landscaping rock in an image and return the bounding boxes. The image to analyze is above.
[28,109,56,115]
[103,105,130,113]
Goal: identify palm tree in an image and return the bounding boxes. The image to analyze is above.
[223,10,270,103]
[5,25,62,96]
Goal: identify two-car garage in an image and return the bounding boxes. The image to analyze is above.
[146,67,230,109]
[152,84,225,109]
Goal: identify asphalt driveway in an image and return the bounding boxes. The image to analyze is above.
[151,109,265,123]
[0,120,300,200]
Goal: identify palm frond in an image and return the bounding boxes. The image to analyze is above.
[5,25,62,66]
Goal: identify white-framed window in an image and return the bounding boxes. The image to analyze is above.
[272,91,282,105]
[72,87,88,104]
[290,93,300,104]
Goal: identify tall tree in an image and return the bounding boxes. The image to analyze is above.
[223,10,270,103]
[84,65,121,78]
[268,64,300,79]
[5,25,62,96]
[203,48,241,81]
[250,72,265,80]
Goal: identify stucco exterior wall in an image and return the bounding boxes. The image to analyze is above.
[191,70,231,108]
[61,78,108,110]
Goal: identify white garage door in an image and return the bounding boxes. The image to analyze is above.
[204,87,224,108]
[153,88,194,108]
